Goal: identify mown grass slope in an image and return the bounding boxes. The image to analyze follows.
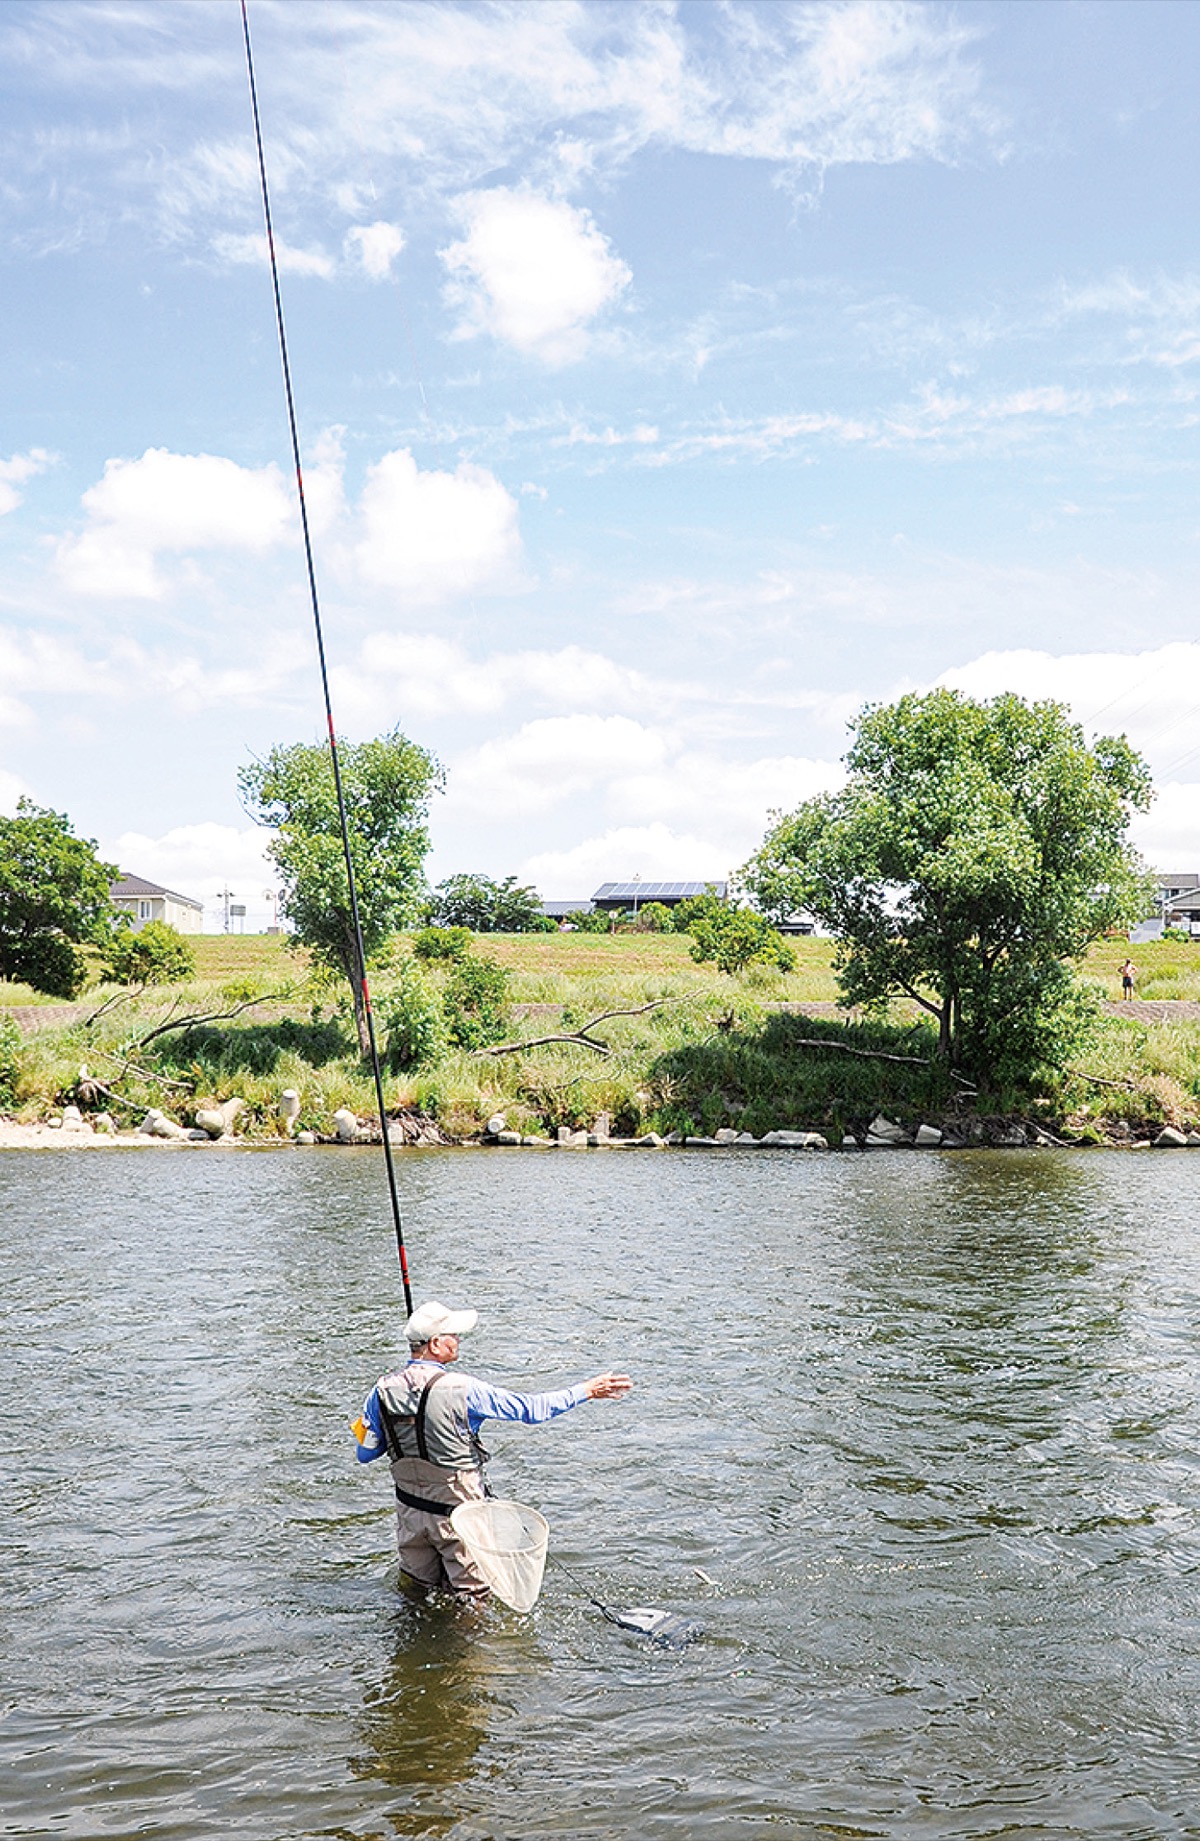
[5,931,1200,1139]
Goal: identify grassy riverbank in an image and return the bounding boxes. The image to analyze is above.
[4,932,1200,1141]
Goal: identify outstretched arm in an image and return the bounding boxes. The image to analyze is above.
[582,1372,633,1399]
[463,1370,633,1431]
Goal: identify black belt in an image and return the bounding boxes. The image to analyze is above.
[394,1483,456,1517]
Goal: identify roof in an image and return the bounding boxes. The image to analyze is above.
[591,880,727,904]
[540,899,594,916]
[110,873,203,911]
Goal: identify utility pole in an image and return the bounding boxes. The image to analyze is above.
[215,886,235,933]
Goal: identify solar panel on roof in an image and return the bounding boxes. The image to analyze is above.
[590,879,727,902]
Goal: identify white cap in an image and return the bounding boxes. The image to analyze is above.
[405,1299,479,1346]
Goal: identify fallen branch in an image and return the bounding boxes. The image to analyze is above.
[90,1045,193,1093]
[1065,1067,1139,1092]
[475,997,678,1058]
[786,1035,939,1068]
[134,990,286,1048]
[75,1074,149,1115]
[1022,1118,1073,1147]
[83,987,143,1028]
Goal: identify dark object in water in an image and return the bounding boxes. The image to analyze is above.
[602,1605,701,1648]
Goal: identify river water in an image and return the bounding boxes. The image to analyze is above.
[3,1145,1200,1839]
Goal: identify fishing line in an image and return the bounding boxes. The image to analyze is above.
[240,0,413,1313]
[547,1552,702,1648]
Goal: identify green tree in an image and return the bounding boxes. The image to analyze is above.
[383,960,447,1070]
[412,925,473,963]
[102,918,196,986]
[634,901,674,932]
[239,729,443,1056]
[742,690,1153,1081]
[670,888,727,935]
[443,953,510,1049]
[688,906,796,977]
[427,872,554,932]
[0,800,118,997]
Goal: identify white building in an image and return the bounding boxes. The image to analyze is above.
[110,874,204,934]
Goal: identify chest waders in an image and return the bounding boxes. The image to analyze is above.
[378,1371,491,1516]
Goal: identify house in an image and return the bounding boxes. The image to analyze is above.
[1129,872,1200,942]
[1157,873,1200,929]
[590,880,728,914]
[110,873,204,934]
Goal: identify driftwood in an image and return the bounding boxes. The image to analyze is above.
[476,998,678,1058]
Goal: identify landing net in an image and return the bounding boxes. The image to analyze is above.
[451,1500,550,1613]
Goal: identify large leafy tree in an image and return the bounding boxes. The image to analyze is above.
[742,690,1153,1081]
[426,872,553,933]
[239,729,443,1055]
[0,799,118,997]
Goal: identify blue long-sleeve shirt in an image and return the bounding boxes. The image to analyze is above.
[353,1359,588,1464]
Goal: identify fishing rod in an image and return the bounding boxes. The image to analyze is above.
[239,0,413,1314]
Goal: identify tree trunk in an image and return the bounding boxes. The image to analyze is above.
[337,932,373,1061]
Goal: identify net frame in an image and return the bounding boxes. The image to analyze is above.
[450,1499,550,1612]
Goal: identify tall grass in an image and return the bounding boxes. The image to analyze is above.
[7,931,1200,1137]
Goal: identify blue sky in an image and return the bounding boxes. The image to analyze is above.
[4,0,1200,926]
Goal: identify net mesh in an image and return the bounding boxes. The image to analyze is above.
[450,1499,549,1612]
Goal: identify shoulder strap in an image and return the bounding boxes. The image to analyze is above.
[415,1370,449,1462]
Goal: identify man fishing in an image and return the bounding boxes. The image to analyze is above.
[353,1299,632,1597]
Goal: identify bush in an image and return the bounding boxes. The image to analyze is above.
[102,920,196,986]
[383,962,447,1070]
[562,908,616,933]
[634,901,674,932]
[670,890,727,936]
[688,908,795,977]
[1163,927,1191,944]
[444,954,510,1049]
[412,925,473,963]
[0,1013,21,1110]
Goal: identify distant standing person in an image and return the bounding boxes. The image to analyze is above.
[1120,957,1136,1001]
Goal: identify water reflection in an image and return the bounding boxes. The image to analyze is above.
[351,1589,540,1837]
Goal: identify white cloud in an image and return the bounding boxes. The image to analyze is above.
[355,447,523,601]
[0,628,124,725]
[103,822,279,932]
[442,187,631,365]
[0,448,52,516]
[330,633,651,726]
[934,643,1200,776]
[614,751,844,839]
[0,767,31,815]
[212,232,335,279]
[56,448,295,599]
[345,220,405,279]
[449,714,668,817]
[4,2,995,252]
[1130,784,1200,872]
[519,823,734,899]
[0,620,306,725]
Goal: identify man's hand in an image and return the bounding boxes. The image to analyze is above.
[584,1371,633,1400]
